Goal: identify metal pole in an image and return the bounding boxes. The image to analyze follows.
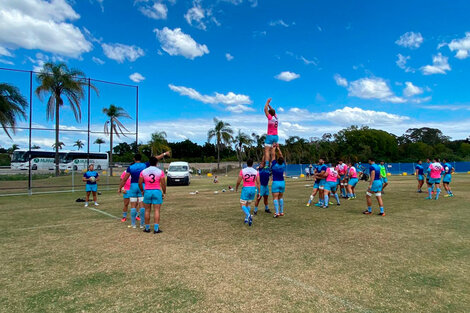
[28,71,33,196]
[135,86,139,152]
[72,166,74,193]
[87,78,91,167]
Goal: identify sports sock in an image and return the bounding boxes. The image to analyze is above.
[265,205,269,211]
[368,206,372,213]
[324,195,329,206]
[154,224,159,232]
[139,208,145,225]
[242,206,250,219]
[254,206,258,213]
[145,224,150,231]
[380,207,384,214]
[308,195,314,204]
[334,193,340,204]
[279,199,284,213]
[130,208,137,226]
[273,200,279,214]
[436,188,441,199]
[122,211,127,218]
[428,187,433,198]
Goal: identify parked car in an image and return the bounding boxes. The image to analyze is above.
[166,162,191,186]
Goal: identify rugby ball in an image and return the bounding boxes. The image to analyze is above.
[89,176,96,182]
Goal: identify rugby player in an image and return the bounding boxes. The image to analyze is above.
[83,164,100,207]
[323,164,341,208]
[415,160,425,193]
[426,158,444,200]
[336,160,348,198]
[363,158,385,216]
[236,159,260,226]
[254,158,271,214]
[442,158,454,197]
[379,161,388,193]
[346,161,358,199]
[271,145,286,217]
[120,169,131,222]
[263,98,279,167]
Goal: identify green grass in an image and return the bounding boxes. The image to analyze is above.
[0,174,469,312]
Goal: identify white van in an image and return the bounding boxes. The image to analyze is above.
[166,161,191,186]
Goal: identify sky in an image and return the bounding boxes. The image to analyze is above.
[1,0,470,152]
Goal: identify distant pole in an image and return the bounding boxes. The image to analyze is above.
[135,86,139,152]
[28,71,33,196]
[87,78,91,167]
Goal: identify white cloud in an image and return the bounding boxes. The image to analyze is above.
[347,77,405,103]
[275,71,300,82]
[334,74,348,87]
[139,2,168,20]
[155,27,209,59]
[0,0,92,58]
[168,84,252,113]
[0,46,12,57]
[421,53,451,75]
[269,20,290,27]
[322,107,410,125]
[225,53,234,61]
[184,1,207,30]
[447,32,470,59]
[92,56,105,65]
[0,58,14,65]
[278,107,285,112]
[129,72,145,83]
[395,32,423,49]
[102,43,144,63]
[396,54,413,72]
[403,82,423,97]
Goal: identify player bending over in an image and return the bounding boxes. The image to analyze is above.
[271,145,286,217]
[346,161,358,199]
[415,160,425,193]
[83,164,100,207]
[442,159,454,197]
[139,157,166,234]
[363,158,385,216]
[323,164,341,208]
[263,98,279,167]
[236,159,260,226]
[306,162,321,206]
[120,169,131,222]
[254,158,271,214]
[426,158,444,200]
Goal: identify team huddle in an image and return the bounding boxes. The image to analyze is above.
[81,98,457,231]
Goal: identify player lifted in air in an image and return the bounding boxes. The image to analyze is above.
[139,157,166,234]
[336,160,348,198]
[254,157,271,215]
[271,144,286,217]
[346,161,358,199]
[442,158,454,197]
[264,98,278,167]
[415,160,425,193]
[426,158,444,200]
[83,164,100,207]
[236,159,260,226]
[363,158,385,216]
[323,163,341,208]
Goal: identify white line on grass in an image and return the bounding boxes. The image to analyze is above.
[87,207,121,219]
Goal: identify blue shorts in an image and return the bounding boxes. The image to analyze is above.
[325,181,337,192]
[123,190,131,199]
[339,174,346,180]
[348,178,358,187]
[86,184,97,192]
[370,180,383,193]
[265,135,279,146]
[313,181,320,189]
[241,186,257,201]
[128,183,143,198]
[258,185,269,197]
[443,174,451,184]
[319,179,326,188]
[429,177,441,184]
[418,175,424,181]
[382,177,388,183]
[143,189,163,205]
[271,180,285,193]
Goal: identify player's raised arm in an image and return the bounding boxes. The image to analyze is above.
[155,150,171,160]
[264,98,272,118]
[276,144,283,158]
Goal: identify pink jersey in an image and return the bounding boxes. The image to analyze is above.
[121,171,131,190]
[326,167,339,182]
[348,166,357,178]
[336,163,348,175]
[239,167,259,187]
[429,162,444,179]
[267,114,278,135]
[140,166,165,190]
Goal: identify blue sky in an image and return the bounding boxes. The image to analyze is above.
[1,0,470,151]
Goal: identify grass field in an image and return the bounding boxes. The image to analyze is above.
[0,174,469,312]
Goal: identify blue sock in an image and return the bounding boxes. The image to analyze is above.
[380,207,384,214]
[123,211,127,218]
[436,188,441,199]
[368,206,372,213]
[130,208,137,226]
[428,187,433,198]
[154,224,159,232]
[145,224,150,231]
[273,200,279,214]
[334,194,340,204]
[265,205,269,211]
[242,206,250,219]
[279,199,284,213]
[254,206,258,213]
[139,208,145,226]
[324,195,329,206]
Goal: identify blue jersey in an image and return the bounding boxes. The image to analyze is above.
[126,162,149,183]
[271,160,286,181]
[444,163,453,174]
[315,165,322,183]
[84,171,99,184]
[259,167,271,186]
[415,164,424,175]
[318,164,327,176]
[369,164,381,181]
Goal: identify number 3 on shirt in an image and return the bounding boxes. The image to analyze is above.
[149,174,156,183]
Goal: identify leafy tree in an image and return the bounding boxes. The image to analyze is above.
[0,83,28,139]
[401,127,450,145]
[31,145,41,149]
[148,131,170,155]
[94,138,105,152]
[207,118,233,170]
[73,140,84,151]
[103,104,130,175]
[52,141,65,150]
[7,144,19,154]
[234,129,253,167]
[35,62,98,176]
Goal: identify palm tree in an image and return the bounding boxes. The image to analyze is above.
[148,131,170,155]
[103,104,130,176]
[207,118,233,170]
[0,83,28,138]
[251,132,266,161]
[52,141,65,150]
[35,62,98,176]
[73,140,84,151]
[234,129,253,168]
[94,138,105,152]
[7,144,20,154]
[31,145,41,149]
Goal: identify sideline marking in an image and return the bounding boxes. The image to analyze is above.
[87,206,120,219]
